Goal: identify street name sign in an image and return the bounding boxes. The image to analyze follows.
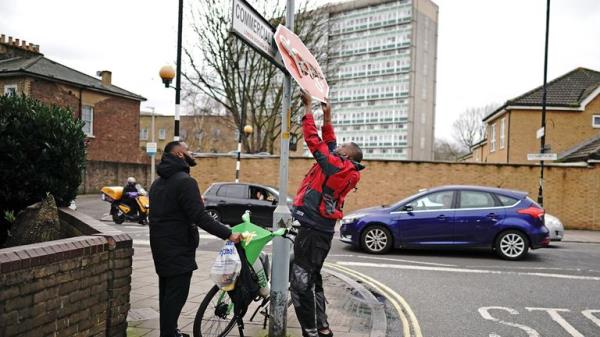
[527,153,557,161]
[274,24,329,103]
[146,142,157,155]
[536,127,545,139]
[231,0,284,70]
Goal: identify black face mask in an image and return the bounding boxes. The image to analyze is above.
[184,153,197,167]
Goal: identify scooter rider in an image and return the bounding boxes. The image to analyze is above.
[290,90,365,337]
[123,177,141,219]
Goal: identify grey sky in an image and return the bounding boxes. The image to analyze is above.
[1,0,599,142]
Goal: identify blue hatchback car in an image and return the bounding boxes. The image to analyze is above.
[340,185,550,260]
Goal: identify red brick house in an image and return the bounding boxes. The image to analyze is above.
[0,34,148,192]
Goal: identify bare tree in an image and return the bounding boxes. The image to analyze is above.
[452,104,497,152]
[183,0,330,153]
[434,138,466,161]
[182,91,235,152]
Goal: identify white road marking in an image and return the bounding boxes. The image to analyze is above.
[336,261,600,281]
[526,308,584,337]
[467,265,585,272]
[478,307,540,337]
[582,310,600,328]
[328,254,457,267]
[355,255,457,267]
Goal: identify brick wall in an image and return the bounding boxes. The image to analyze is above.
[24,77,147,165]
[82,160,150,194]
[0,209,133,337]
[190,156,600,230]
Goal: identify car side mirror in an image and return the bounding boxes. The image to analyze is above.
[402,205,414,212]
[272,199,278,205]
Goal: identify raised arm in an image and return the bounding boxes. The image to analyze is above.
[300,90,344,176]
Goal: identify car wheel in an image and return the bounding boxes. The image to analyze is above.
[361,225,392,254]
[206,209,221,222]
[495,230,529,260]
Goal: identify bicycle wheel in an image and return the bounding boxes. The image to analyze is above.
[193,285,237,337]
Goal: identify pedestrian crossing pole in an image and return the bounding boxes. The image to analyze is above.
[269,0,294,335]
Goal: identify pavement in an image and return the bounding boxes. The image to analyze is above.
[125,247,389,337]
[562,229,600,243]
[73,194,399,336]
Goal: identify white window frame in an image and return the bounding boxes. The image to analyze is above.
[159,128,166,140]
[140,128,148,141]
[81,105,94,137]
[499,118,506,149]
[3,84,17,96]
[593,115,600,128]
[490,123,496,152]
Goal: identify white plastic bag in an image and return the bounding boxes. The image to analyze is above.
[210,241,241,291]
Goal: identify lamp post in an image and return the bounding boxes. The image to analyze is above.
[235,124,253,183]
[538,0,551,208]
[158,0,184,141]
[149,107,156,182]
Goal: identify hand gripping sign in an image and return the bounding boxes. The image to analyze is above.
[274,24,329,103]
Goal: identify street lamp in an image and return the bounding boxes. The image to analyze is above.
[158,0,183,141]
[235,124,253,183]
[159,65,175,88]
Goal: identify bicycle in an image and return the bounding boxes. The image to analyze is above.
[193,212,297,337]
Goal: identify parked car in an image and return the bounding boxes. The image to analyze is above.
[339,185,550,260]
[203,182,292,227]
[545,214,564,241]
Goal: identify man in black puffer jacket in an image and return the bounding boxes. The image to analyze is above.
[149,141,241,337]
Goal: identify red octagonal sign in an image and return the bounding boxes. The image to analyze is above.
[274,25,329,103]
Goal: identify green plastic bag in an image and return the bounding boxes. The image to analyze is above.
[231,211,286,264]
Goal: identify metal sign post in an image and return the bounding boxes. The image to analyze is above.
[268,1,294,335]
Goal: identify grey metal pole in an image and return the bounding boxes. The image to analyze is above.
[236,53,249,183]
[269,0,294,335]
[151,107,156,182]
[174,0,183,141]
[538,0,550,207]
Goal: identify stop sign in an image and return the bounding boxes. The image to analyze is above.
[274,24,329,103]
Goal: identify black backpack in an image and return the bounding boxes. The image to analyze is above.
[227,244,260,318]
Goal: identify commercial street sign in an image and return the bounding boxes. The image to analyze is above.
[231,0,285,70]
[146,142,157,155]
[274,24,329,103]
[536,127,545,139]
[527,153,557,161]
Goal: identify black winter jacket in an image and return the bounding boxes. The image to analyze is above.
[149,153,232,277]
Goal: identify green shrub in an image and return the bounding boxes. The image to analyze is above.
[0,94,86,242]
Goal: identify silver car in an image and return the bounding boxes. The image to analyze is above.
[545,214,564,241]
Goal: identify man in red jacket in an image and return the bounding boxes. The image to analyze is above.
[291,90,364,337]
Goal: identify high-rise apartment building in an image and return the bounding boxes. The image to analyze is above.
[325,0,438,160]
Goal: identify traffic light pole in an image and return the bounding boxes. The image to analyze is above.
[269,0,294,335]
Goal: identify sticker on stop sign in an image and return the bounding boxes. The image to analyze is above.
[274,24,329,103]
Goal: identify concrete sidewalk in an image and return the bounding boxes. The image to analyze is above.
[563,230,600,244]
[126,247,387,337]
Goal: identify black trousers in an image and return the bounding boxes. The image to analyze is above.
[159,272,192,337]
[290,227,333,337]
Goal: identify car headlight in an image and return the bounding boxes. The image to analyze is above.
[342,214,366,225]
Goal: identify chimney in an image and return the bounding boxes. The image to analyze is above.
[0,34,41,58]
[97,70,112,86]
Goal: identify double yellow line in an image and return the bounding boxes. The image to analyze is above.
[324,262,423,337]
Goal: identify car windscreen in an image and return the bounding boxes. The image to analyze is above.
[216,184,248,199]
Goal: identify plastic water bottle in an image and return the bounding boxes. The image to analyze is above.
[253,255,270,297]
